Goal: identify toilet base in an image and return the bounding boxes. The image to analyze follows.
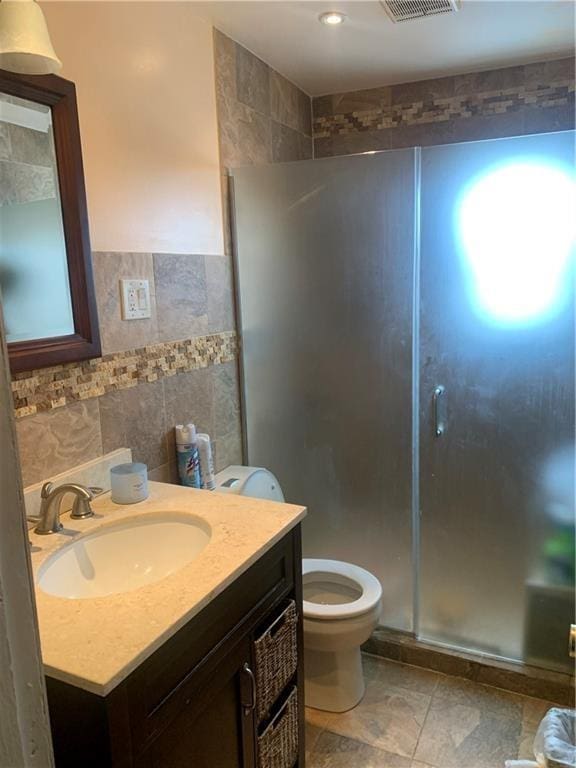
[304,646,365,712]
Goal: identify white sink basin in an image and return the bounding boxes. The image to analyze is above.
[37,514,211,599]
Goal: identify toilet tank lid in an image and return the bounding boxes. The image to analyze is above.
[214,465,262,489]
[214,465,285,502]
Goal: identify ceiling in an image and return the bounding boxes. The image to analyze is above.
[193,0,575,95]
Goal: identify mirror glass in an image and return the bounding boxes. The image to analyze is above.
[0,92,74,343]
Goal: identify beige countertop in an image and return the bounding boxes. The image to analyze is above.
[29,481,306,696]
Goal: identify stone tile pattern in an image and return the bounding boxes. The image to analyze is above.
[306,654,562,768]
[13,244,243,487]
[14,348,242,487]
[16,400,103,489]
[312,58,575,157]
[93,252,235,357]
[0,95,57,206]
[364,626,575,706]
[11,331,237,419]
[213,29,313,254]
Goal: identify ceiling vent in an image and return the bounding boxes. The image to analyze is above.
[381,0,460,22]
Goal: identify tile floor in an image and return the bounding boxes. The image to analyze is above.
[305,653,560,767]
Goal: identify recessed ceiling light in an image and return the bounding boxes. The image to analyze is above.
[319,11,346,25]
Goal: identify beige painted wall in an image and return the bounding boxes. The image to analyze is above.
[42,2,224,255]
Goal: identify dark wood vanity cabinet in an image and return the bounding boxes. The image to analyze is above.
[46,527,305,768]
[136,633,255,768]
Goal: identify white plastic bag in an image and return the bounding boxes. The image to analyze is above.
[533,708,576,768]
[504,761,540,767]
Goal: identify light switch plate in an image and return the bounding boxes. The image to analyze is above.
[120,279,151,320]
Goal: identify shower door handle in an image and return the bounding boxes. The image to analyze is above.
[433,386,446,437]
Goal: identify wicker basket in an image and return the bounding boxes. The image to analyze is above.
[254,600,298,721]
[258,687,299,768]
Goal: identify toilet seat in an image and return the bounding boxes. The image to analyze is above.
[302,558,382,620]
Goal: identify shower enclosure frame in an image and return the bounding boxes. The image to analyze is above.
[229,130,575,674]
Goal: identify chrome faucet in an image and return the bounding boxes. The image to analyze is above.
[34,482,95,535]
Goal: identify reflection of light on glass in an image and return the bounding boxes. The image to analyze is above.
[458,161,576,325]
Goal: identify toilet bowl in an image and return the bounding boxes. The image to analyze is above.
[302,559,382,712]
[213,466,383,713]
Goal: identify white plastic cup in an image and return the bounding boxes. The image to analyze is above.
[110,462,148,504]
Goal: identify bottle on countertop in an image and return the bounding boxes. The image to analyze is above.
[175,423,202,489]
[197,433,216,490]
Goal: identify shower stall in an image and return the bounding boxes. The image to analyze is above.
[231,130,575,673]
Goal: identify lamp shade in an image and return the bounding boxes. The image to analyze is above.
[0,0,61,75]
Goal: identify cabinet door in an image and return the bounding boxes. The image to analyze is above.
[138,636,256,768]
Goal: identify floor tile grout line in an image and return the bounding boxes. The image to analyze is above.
[312,720,327,755]
[363,638,574,697]
[363,650,446,681]
[364,648,563,719]
[362,650,565,710]
[422,679,543,765]
[362,650,444,761]
[314,654,440,762]
[307,653,555,765]
[304,708,331,759]
[410,681,436,762]
[391,657,537,764]
[311,727,416,766]
[361,651,442,700]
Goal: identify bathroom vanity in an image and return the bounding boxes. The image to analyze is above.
[29,483,306,768]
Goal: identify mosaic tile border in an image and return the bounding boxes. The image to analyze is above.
[313,81,575,138]
[12,331,238,419]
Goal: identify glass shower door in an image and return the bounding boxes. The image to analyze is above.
[419,131,575,670]
[232,150,417,631]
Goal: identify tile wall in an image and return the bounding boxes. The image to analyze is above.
[213,29,313,255]
[313,58,575,157]
[13,30,312,490]
[14,252,239,487]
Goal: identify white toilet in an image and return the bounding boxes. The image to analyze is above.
[214,465,383,713]
[302,558,381,712]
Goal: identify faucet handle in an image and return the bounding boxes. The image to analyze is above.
[41,481,54,499]
[70,487,95,520]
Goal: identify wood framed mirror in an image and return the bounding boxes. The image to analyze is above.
[0,69,100,373]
